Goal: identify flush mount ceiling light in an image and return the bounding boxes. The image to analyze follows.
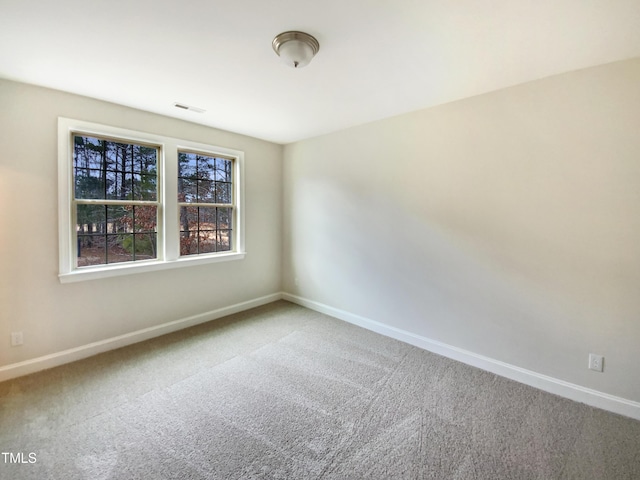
[272,31,320,68]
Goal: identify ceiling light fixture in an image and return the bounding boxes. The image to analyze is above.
[272,31,320,68]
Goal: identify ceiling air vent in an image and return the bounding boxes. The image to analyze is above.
[173,102,206,113]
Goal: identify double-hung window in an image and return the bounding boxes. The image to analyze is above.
[58,118,245,282]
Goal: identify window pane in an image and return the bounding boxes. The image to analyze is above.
[134,145,158,174]
[217,207,232,252]
[178,177,196,203]
[74,168,105,199]
[107,205,130,233]
[77,234,105,267]
[114,206,157,261]
[199,207,216,230]
[179,206,198,233]
[215,158,232,182]
[106,170,135,200]
[76,203,106,267]
[198,231,216,254]
[178,152,197,178]
[217,207,232,229]
[134,233,157,259]
[105,170,118,199]
[180,231,197,256]
[217,230,231,251]
[104,143,117,169]
[215,182,232,204]
[197,179,214,203]
[134,205,157,233]
[120,145,132,173]
[73,135,105,170]
[106,234,133,264]
[77,204,106,236]
[136,174,157,201]
[197,155,215,180]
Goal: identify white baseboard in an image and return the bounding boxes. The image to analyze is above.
[5,291,639,421]
[0,293,283,383]
[282,292,640,421]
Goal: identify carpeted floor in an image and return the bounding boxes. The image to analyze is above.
[1,300,639,479]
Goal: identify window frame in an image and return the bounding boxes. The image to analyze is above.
[58,117,245,283]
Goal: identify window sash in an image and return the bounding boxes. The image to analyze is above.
[73,201,161,268]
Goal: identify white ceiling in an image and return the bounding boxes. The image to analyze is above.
[1,1,639,144]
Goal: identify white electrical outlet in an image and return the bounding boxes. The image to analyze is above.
[588,353,604,372]
[10,331,24,347]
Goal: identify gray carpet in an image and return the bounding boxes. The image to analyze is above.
[1,300,639,479]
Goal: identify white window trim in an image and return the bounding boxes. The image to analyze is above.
[58,117,245,283]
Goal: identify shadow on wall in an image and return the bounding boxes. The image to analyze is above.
[293,178,596,371]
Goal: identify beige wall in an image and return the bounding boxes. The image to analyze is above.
[2,58,639,405]
[283,58,640,402]
[0,79,282,368]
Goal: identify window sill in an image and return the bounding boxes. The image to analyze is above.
[59,251,246,283]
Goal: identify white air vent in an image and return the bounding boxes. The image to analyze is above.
[173,103,206,113]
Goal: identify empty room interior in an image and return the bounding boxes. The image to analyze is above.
[1,1,640,479]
